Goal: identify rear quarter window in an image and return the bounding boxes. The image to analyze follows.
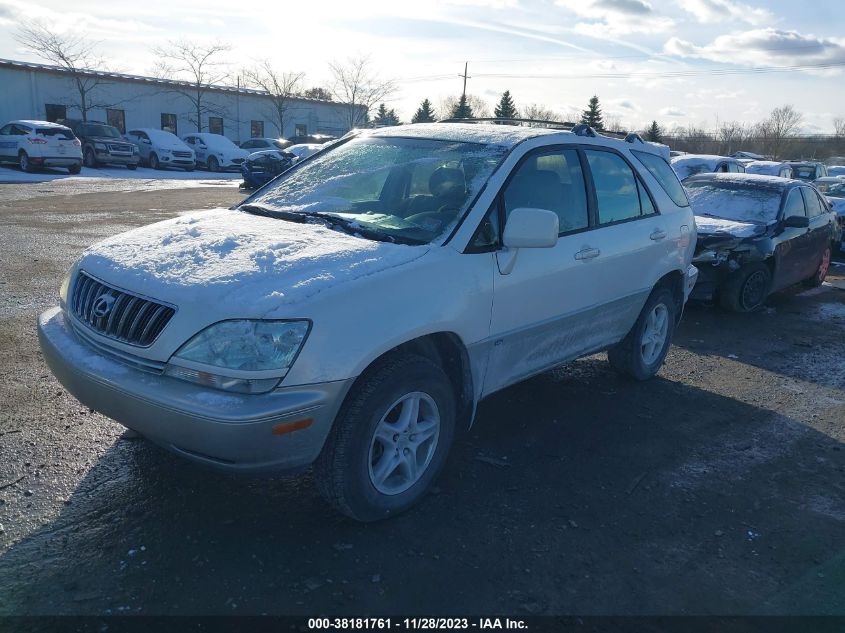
[632,150,689,207]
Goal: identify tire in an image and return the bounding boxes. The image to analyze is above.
[803,245,831,288]
[315,353,456,522]
[83,148,97,168]
[185,166,195,172]
[149,153,160,170]
[68,163,81,175]
[18,151,34,173]
[608,287,676,381]
[207,156,220,172]
[719,263,771,312]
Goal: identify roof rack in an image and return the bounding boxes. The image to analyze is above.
[438,117,643,143]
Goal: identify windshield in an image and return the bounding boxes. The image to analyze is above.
[81,124,121,138]
[686,182,782,224]
[826,183,845,198]
[203,135,238,150]
[246,136,508,244]
[672,160,712,181]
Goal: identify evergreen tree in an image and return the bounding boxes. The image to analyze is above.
[411,98,437,123]
[373,103,390,127]
[449,94,474,119]
[580,95,604,130]
[494,90,518,120]
[386,108,401,126]
[646,120,662,142]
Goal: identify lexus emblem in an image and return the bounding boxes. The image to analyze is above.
[92,294,115,319]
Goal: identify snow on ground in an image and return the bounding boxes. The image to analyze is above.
[0,164,242,184]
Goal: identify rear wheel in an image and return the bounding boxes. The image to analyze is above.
[18,151,34,173]
[719,263,770,312]
[149,153,160,170]
[608,287,676,380]
[315,353,456,521]
[68,163,81,175]
[803,245,831,288]
[207,156,220,172]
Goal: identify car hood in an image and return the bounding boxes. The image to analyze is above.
[155,139,192,152]
[695,215,767,239]
[86,136,132,145]
[76,208,429,318]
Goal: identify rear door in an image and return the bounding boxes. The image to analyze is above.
[801,186,832,271]
[0,124,15,159]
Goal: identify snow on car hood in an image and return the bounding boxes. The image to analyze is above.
[77,208,429,316]
[694,216,765,238]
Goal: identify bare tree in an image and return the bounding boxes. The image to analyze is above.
[717,120,751,155]
[15,21,115,121]
[439,95,491,119]
[328,56,396,129]
[302,86,333,101]
[520,103,561,126]
[243,60,305,137]
[604,114,626,133]
[152,39,232,132]
[759,105,803,159]
[834,117,845,139]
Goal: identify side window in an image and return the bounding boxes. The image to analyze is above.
[468,203,501,252]
[631,150,688,207]
[585,150,647,224]
[782,189,805,218]
[728,162,743,173]
[503,148,588,234]
[801,188,823,217]
[0,124,11,135]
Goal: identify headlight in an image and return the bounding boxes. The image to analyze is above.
[132,146,140,154]
[693,249,729,266]
[165,320,310,393]
[94,142,106,150]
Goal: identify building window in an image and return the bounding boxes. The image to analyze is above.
[295,124,307,137]
[106,109,125,134]
[250,120,264,138]
[209,117,223,135]
[161,113,177,134]
[45,104,66,123]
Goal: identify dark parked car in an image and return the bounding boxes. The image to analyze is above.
[240,149,294,189]
[239,137,291,152]
[688,173,837,312]
[60,119,140,169]
[287,133,337,145]
[786,161,828,182]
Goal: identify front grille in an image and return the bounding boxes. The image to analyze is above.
[70,271,176,347]
[108,143,133,153]
[172,151,192,158]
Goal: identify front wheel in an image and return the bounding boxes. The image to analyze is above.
[719,263,770,312]
[207,156,220,172]
[83,148,97,168]
[315,353,456,522]
[803,245,831,288]
[126,163,137,170]
[68,163,81,175]
[149,153,160,170]
[608,287,676,381]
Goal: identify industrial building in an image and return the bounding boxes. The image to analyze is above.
[0,58,357,141]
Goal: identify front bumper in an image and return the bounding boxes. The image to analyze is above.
[38,307,353,473]
[33,156,82,167]
[684,264,699,302]
[96,151,140,166]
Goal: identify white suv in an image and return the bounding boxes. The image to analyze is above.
[0,120,83,173]
[39,123,697,520]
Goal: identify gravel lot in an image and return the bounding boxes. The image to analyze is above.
[0,180,844,616]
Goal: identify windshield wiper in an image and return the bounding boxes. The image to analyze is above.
[299,212,426,245]
[239,203,307,223]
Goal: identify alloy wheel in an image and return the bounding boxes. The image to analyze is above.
[640,303,669,365]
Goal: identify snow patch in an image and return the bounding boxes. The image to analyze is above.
[695,216,762,238]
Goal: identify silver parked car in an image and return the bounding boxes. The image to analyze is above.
[39,122,698,520]
[125,129,195,171]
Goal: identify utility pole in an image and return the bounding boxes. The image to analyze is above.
[459,62,470,98]
[236,75,241,143]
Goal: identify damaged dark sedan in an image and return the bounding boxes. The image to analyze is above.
[688,173,838,312]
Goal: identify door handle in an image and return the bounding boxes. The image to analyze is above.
[574,247,601,260]
[650,229,667,241]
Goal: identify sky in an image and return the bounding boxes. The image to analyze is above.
[0,0,844,133]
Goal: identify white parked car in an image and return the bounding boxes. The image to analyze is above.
[126,128,195,171]
[286,143,323,162]
[670,154,746,181]
[181,133,248,172]
[38,123,698,520]
[0,120,82,173]
[744,161,793,179]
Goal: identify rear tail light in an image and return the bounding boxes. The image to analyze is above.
[27,137,48,144]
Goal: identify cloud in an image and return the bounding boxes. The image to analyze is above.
[660,107,687,116]
[663,28,845,68]
[677,0,772,26]
[611,98,640,111]
[556,0,673,35]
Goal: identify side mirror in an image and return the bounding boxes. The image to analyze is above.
[142,138,151,145]
[503,207,559,249]
[783,215,809,228]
